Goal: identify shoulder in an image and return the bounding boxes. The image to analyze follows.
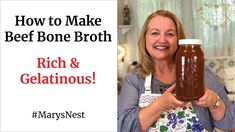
[205,67,219,82]
[122,68,145,90]
[204,67,224,91]
[124,68,143,83]
[204,67,216,78]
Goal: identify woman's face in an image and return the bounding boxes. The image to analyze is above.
[145,15,178,62]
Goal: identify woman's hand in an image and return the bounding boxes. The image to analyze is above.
[193,88,217,108]
[139,84,188,131]
[193,88,226,121]
[157,84,188,111]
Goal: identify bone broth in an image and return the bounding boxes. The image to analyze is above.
[176,39,205,101]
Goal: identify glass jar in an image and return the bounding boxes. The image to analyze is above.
[176,39,205,101]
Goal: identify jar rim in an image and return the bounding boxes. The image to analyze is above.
[179,39,202,45]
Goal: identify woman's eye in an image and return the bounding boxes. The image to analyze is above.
[166,33,175,37]
[151,32,159,36]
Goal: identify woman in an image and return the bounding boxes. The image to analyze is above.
[118,10,234,132]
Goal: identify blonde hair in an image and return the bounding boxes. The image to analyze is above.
[138,10,186,77]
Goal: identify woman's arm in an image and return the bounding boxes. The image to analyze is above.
[202,68,235,131]
[118,72,143,132]
[118,72,186,132]
[194,88,226,121]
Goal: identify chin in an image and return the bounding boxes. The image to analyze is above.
[155,55,173,61]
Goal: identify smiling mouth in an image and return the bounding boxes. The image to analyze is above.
[153,45,170,50]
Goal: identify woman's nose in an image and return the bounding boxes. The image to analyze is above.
[158,34,167,43]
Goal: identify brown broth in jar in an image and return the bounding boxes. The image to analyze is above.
[176,39,205,101]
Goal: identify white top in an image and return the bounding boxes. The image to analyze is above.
[179,39,202,45]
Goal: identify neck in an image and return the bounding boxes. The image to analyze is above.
[154,61,175,83]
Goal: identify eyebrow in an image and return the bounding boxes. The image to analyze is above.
[148,28,176,32]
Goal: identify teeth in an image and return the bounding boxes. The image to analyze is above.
[154,45,169,50]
